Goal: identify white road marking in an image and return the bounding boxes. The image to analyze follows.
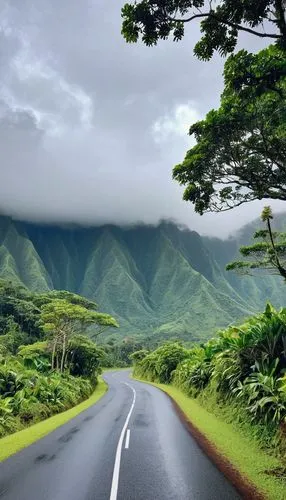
[109,382,136,500]
[124,429,130,449]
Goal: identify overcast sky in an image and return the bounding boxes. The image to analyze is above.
[0,0,283,236]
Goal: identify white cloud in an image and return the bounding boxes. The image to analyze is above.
[0,0,279,237]
[0,29,93,136]
[152,102,201,145]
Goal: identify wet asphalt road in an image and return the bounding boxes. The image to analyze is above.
[0,370,241,500]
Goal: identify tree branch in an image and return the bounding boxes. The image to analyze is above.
[207,196,255,213]
[168,11,281,39]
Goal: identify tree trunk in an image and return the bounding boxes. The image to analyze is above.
[275,0,286,46]
[51,339,57,371]
[60,333,67,373]
[267,217,286,279]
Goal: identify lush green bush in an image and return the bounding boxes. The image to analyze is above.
[134,342,190,383]
[18,342,51,373]
[0,354,95,437]
[101,336,145,367]
[134,304,286,452]
[67,334,103,378]
[130,349,150,364]
[0,397,19,437]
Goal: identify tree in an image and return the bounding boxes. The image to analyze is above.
[66,335,104,378]
[130,349,149,363]
[34,290,99,311]
[173,46,286,214]
[37,290,116,340]
[122,0,286,60]
[223,44,286,97]
[40,299,118,372]
[226,206,286,280]
[102,336,144,367]
[0,280,43,344]
[134,342,190,383]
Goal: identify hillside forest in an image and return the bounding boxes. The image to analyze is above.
[0,280,118,437]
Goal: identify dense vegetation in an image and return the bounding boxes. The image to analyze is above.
[0,280,117,438]
[133,303,286,455]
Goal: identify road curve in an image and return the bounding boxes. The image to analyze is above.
[0,370,241,500]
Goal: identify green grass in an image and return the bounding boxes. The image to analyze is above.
[0,377,107,462]
[134,377,286,500]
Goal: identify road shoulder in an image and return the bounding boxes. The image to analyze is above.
[133,376,286,500]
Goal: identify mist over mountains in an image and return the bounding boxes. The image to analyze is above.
[0,215,284,341]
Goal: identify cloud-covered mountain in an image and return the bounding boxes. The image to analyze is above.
[0,0,280,237]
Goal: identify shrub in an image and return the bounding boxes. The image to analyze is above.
[135,342,190,383]
[137,303,286,440]
[235,359,286,425]
[0,398,18,436]
[18,342,51,373]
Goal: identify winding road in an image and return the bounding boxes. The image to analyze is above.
[0,370,240,500]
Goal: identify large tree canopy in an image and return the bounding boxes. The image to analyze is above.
[122,0,286,60]
[173,46,286,213]
[40,298,118,372]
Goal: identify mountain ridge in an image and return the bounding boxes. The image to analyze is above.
[0,215,285,341]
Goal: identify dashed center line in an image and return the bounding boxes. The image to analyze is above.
[109,382,136,500]
[124,429,130,449]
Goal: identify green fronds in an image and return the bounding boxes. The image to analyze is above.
[134,304,286,434]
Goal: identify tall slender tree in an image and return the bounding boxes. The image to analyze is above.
[226,207,286,281]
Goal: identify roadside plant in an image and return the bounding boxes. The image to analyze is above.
[0,398,17,436]
[136,302,286,434]
[235,359,286,424]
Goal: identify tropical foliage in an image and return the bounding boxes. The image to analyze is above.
[134,342,191,383]
[133,304,286,452]
[0,280,117,438]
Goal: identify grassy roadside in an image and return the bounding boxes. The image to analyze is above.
[133,376,286,500]
[0,377,107,463]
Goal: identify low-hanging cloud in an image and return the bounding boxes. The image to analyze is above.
[0,0,283,237]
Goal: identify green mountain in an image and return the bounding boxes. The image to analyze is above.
[0,215,285,341]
